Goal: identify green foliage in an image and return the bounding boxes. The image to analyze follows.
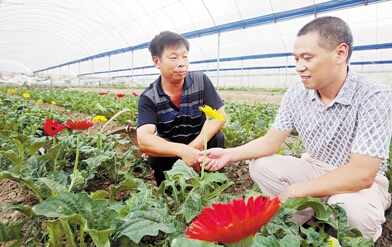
[0,87,390,246]
[223,103,279,147]
[219,87,288,93]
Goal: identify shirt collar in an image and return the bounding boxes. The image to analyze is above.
[156,73,193,96]
[307,71,356,106]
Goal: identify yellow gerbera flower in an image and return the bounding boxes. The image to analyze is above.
[23,93,30,98]
[36,99,43,104]
[51,101,56,105]
[8,89,16,94]
[328,236,340,247]
[199,105,225,121]
[93,115,108,123]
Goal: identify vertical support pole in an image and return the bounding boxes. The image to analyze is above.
[216,32,221,91]
[92,59,94,86]
[241,59,243,88]
[108,55,111,89]
[78,62,81,86]
[132,50,134,90]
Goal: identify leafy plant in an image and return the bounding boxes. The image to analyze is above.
[1,87,390,246]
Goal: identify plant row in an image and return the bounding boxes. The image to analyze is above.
[0,87,388,246]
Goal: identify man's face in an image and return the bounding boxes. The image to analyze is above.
[152,44,189,84]
[292,31,338,90]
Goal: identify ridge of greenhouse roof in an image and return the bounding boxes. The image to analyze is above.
[77,43,392,76]
[110,59,392,79]
[34,0,386,73]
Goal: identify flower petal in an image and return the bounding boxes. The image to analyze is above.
[66,120,94,130]
[43,119,67,137]
[185,195,280,244]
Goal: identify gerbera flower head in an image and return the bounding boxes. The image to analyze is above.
[132,92,139,96]
[23,93,30,98]
[51,101,56,105]
[93,115,108,123]
[199,105,225,121]
[185,195,280,246]
[99,92,108,95]
[116,93,125,98]
[43,119,67,137]
[66,120,94,131]
[8,89,16,94]
[36,99,43,104]
[328,236,340,247]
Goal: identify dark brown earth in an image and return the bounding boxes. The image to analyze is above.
[0,88,391,246]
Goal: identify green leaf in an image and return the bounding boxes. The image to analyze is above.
[2,204,36,219]
[91,190,109,200]
[85,227,115,247]
[254,235,281,247]
[115,205,176,243]
[284,197,333,222]
[33,192,118,247]
[32,192,117,230]
[45,220,67,247]
[0,171,44,202]
[300,226,324,246]
[62,214,114,247]
[0,150,25,166]
[0,130,13,137]
[166,159,199,180]
[108,177,142,206]
[68,169,85,191]
[171,236,219,246]
[177,192,203,223]
[0,221,24,241]
[39,177,68,196]
[27,140,48,155]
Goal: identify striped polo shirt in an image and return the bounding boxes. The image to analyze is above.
[137,71,224,144]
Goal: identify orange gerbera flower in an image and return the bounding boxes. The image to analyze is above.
[66,120,94,131]
[43,119,67,137]
[185,195,280,246]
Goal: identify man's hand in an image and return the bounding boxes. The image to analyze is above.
[181,146,202,172]
[278,185,295,203]
[198,148,231,171]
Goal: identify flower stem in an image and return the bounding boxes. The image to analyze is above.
[74,134,80,170]
[201,119,208,179]
[98,123,102,150]
[53,135,57,172]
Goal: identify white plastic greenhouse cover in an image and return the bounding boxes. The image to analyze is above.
[0,0,392,87]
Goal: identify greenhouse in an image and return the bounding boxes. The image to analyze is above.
[1,1,392,246]
[1,0,392,89]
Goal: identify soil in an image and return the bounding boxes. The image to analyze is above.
[1,88,391,246]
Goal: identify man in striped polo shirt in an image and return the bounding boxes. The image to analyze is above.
[137,31,226,186]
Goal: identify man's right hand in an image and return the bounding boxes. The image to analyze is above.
[181,145,202,172]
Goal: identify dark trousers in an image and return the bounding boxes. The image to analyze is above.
[148,130,225,186]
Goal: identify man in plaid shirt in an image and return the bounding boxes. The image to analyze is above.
[203,16,392,241]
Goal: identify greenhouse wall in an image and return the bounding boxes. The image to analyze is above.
[2,71,391,90]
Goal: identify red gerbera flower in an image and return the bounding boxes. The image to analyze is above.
[66,120,94,131]
[43,119,67,137]
[116,93,125,98]
[132,92,139,96]
[185,195,280,246]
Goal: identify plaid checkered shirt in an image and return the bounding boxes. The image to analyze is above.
[273,71,392,176]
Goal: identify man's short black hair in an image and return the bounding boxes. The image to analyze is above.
[148,31,190,58]
[298,16,353,63]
